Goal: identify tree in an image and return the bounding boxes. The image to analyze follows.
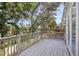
[47,19,57,31]
[30,2,60,32]
[0,2,35,37]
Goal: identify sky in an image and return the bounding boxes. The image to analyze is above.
[17,3,64,26]
[55,2,64,24]
[17,19,31,26]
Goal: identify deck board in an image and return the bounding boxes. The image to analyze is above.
[19,38,69,56]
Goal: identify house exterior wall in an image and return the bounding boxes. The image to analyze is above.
[62,2,79,56]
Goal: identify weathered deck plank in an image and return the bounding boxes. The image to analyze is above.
[19,38,69,56]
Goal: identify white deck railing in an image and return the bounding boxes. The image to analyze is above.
[0,32,45,56]
[0,32,64,56]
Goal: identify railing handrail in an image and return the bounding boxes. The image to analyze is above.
[0,32,41,41]
[55,32,64,33]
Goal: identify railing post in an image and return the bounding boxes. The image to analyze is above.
[16,36,21,54]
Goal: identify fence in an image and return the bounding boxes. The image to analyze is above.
[0,31,64,56]
[0,32,45,56]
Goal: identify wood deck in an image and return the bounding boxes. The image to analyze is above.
[19,38,69,56]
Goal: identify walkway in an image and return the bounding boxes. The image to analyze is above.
[19,38,69,56]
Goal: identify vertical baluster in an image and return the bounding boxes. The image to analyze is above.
[26,35,28,47]
[23,35,25,51]
[8,40,10,56]
[36,33,37,39]
[33,34,34,43]
[36,33,37,42]
[23,35,24,50]
[27,35,28,47]
[0,41,1,56]
[37,33,39,40]
[33,34,35,43]
[24,35,26,49]
[36,33,37,41]
[26,35,27,47]
[6,40,9,56]
[21,36,22,51]
[20,36,22,53]
[10,40,12,55]
[39,33,40,40]
[17,37,21,54]
[25,35,27,49]
[39,33,42,40]
[22,36,25,50]
[15,37,17,54]
[5,40,8,56]
[21,36,22,50]
[38,33,39,40]
[25,35,27,47]
[31,34,32,44]
[15,38,17,55]
[15,37,18,54]
[12,39,14,55]
[40,33,41,40]
[22,36,24,51]
[3,41,5,56]
[28,34,30,45]
[26,35,27,46]
[20,36,22,51]
[29,34,31,45]
[36,33,38,41]
[14,38,17,55]
[1,41,4,56]
[30,34,31,44]
[0,41,3,56]
[24,36,25,49]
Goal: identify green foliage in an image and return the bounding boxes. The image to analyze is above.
[0,2,35,37]
[0,24,9,37]
[30,2,60,32]
[0,2,60,37]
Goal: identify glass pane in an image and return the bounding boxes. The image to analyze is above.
[72,5,76,55]
[78,3,79,56]
[68,15,70,47]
